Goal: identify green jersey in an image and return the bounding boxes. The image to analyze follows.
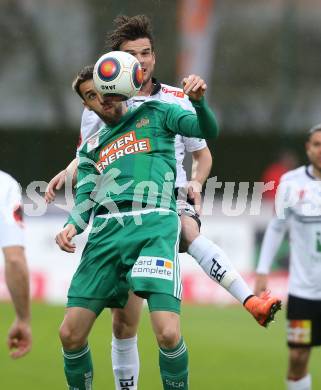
[67,97,218,233]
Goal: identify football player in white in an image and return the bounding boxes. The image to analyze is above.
[255,124,321,390]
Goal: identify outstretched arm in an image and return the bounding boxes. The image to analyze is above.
[166,74,219,139]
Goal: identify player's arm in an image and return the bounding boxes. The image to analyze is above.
[3,246,32,358]
[191,147,212,186]
[254,216,288,294]
[56,152,98,252]
[45,158,78,203]
[255,176,294,294]
[188,147,212,214]
[166,75,219,139]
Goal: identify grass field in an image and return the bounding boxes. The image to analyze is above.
[1,302,320,389]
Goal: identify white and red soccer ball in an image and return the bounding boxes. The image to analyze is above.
[93,51,143,100]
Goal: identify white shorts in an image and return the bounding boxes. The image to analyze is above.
[0,171,24,248]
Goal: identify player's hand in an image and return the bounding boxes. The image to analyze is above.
[187,180,202,215]
[45,170,67,203]
[254,273,268,296]
[182,74,207,101]
[55,224,77,253]
[8,319,32,359]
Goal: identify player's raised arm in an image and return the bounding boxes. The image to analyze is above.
[165,74,219,139]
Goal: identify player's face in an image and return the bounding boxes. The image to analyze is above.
[80,79,124,125]
[120,38,155,86]
[306,131,321,171]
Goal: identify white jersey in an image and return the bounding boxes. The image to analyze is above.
[257,165,321,300]
[0,170,24,248]
[77,81,207,188]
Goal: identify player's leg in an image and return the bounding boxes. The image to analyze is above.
[285,295,319,390]
[286,347,311,390]
[127,210,188,389]
[149,295,188,390]
[59,305,99,390]
[60,215,128,390]
[111,291,144,390]
[180,211,281,325]
[180,213,253,302]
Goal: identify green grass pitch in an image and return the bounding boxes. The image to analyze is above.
[1,302,320,389]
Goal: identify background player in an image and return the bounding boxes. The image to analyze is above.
[46,14,281,390]
[255,124,321,390]
[0,170,32,359]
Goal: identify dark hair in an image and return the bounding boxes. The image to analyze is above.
[106,14,154,51]
[72,65,94,99]
[307,123,321,140]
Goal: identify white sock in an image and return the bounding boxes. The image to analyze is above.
[187,235,253,303]
[111,335,139,390]
[286,374,312,390]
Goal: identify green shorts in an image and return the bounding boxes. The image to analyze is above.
[67,209,182,315]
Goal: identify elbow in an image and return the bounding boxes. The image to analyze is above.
[5,253,28,270]
[206,122,220,139]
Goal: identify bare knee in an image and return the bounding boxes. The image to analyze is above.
[288,348,310,380]
[155,325,181,349]
[59,322,87,350]
[3,246,26,265]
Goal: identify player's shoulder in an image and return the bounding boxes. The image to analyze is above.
[159,83,193,108]
[0,170,18,186]
[280,166,306,183]
[142,99,176,112]
[79,129,102,155]
[0,170,20,194]
[160,83,185,96]
[81,108,104,134]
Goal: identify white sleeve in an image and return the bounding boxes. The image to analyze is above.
[0,179,24,248]
[76,108,104,156]
[256,173,294,274]
[256,216,287,274]
[183,136,207,152]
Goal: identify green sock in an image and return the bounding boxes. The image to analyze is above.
[63,344,93,390]
[159,338,189,389]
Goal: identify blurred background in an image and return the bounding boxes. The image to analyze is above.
[1,0,321,185]
[1,0,321,388]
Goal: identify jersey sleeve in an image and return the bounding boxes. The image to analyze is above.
[76,108,104,156]
[0,176,24,248]
[164,97,219,139]
[256,175,291,274]
[256,216,287,274]
[66,149,99,234]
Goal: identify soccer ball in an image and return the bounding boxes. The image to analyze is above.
[93,51,143,100]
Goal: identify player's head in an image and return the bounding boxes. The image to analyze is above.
[72,65,125,126]
[106,15,156,86]
[306,123,321,172]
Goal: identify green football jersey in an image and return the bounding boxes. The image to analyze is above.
[67,97,218,233]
